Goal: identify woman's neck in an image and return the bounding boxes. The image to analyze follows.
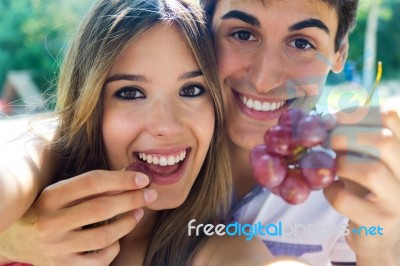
[228,139,258,201]
[125,208,157,240]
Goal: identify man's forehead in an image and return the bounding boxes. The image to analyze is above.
[215,0,265,9]
[214,0,333,10]
[212,0,339,37]
[213,0,337,21]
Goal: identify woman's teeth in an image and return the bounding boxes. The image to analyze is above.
[138,150,186,166]
[240,95,285,111]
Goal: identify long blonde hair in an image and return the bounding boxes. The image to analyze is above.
[50,0,231,265]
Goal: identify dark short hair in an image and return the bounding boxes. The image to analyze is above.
[201,0,359,51]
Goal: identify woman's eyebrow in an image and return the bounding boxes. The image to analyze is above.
[105,74,148,84]
[289,19,330,35]
[105,71,202,83]
[178,70,203,80]
[221,10,261,28]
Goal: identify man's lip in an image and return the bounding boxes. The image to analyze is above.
[234,90,290,103]
[232,90,294,120]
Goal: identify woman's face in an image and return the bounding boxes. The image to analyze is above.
[102,24,215,210]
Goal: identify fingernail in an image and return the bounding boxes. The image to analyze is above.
[144,189,158,203]
[135,174,149,187]
[134,209,144,221]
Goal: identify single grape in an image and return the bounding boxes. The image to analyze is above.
[264,125,299,156]
[278,108,306,129]
[295,115,328,147]
[126,162,153,183]
[249,144,269,164]
[252,153,287,188]
[300,151,336,190]
[279,169,310,204]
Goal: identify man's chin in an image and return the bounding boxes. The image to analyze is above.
[227,129,265,153]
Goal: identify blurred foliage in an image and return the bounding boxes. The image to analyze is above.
[346,0,400,79]
[0,0,94,96]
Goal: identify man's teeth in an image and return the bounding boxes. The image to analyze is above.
[138,150,186,166]
[240,95,285,111]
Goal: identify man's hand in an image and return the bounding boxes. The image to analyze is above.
[323,106,400,265]
[0,169,157,266]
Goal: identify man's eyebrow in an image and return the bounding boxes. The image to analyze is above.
[221,10,260,28]
[289,19,330,35]
[105,74,147,83]
[178,70,203,80]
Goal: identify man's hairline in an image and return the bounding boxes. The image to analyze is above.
[207,0,343,51]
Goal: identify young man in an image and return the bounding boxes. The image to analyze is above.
[201,0,400,265]
[1,0,400,265]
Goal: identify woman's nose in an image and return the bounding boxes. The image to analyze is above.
[147,100,184,138]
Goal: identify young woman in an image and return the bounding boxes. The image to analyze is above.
[0,0,284,265]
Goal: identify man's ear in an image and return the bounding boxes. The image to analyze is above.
[332,34,349,73]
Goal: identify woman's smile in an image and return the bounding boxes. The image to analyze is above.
[129,147,191,185]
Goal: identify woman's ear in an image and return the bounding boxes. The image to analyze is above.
[332,35,349,74]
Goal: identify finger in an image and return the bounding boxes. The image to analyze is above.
[380,107,400,141]
[328,125,400,176]
[49,189,156,230]
[74,241,120,266]
[324,181,378,226]
[325,105,382,127]
[335,154,400,200]
[324,106,374,126]
[63,211,142,253]
[38,170,150,210]
[325,106,400,140]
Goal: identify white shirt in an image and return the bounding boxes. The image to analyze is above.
[229,186,356,266]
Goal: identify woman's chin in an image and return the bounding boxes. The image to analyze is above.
[146,197,186,211]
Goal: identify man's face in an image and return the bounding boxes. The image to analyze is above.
[211,0,348,151]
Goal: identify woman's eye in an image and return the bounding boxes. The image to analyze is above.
[231,30,256,41]
[179,84,206,98]
[114,87,145,100]
[288,38,314,51]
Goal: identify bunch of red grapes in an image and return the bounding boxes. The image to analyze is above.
[250,109,336,204]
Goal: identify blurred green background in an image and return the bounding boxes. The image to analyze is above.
[0,0,93,107]
[0,0,399,115]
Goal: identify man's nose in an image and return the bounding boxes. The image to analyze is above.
[249,45,285,93]
[147,100,184,138]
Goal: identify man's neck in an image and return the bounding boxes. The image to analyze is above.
[228,140,258,201]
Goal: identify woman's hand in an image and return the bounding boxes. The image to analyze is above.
[323,106,400,265]
[0,170,157,266]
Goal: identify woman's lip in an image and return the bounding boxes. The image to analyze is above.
[128,148,191,186]
[135,146,188,155]
[233,90,292,121]
[150,149,190,185]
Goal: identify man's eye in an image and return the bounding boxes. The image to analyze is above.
[288,38,314,50]
[114,87,145,100]
[231,30,256,41]
[179,84,206,97]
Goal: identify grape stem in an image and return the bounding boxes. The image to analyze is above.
[364,61,383,105]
